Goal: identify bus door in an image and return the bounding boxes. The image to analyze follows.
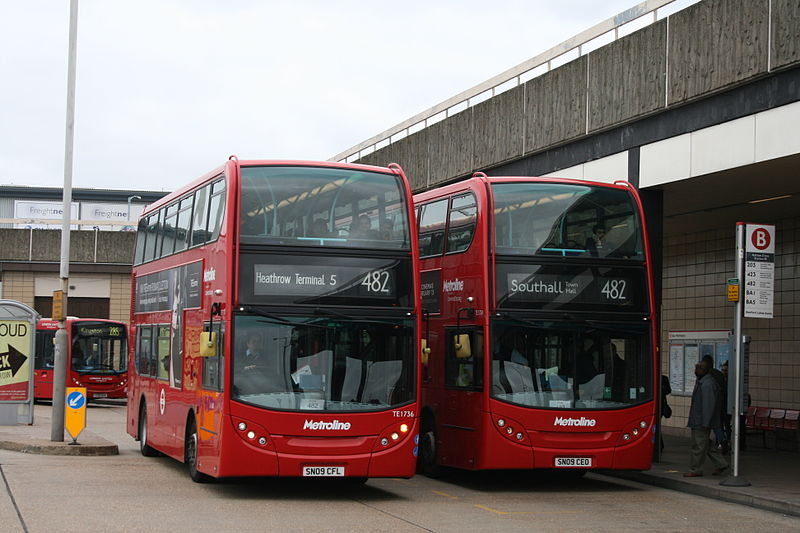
[439,326,484,469]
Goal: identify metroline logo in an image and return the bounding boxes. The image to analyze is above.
[303,419,352,430]
[553,416,597,427]
[442,278,464,292]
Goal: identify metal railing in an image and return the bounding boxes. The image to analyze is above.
[331,0,698,163]
[0,218,135,229]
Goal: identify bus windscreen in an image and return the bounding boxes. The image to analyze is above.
[239,166,410,250]
[492,182,644,259]
[70,322,127,374]
[232,314,415,412]
[490,318,652,410]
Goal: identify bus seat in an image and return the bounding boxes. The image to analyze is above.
[548,374,570,391]
[579,373,605,400]
[504,362,535,393]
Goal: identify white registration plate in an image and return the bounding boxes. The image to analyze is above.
[303,466,345,477]
[555,457,592,468]
[94,393,108,398]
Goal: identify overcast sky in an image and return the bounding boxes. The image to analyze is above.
[1,1,645,192]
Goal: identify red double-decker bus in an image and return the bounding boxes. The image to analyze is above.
[127,158,421,482]
[33,318,127,401]
[414,173,657,474]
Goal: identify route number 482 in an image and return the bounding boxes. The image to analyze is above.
[601,279,627,300]
[362,270,390,293]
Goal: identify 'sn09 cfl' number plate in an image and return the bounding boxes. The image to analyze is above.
[303,466,345,477]
[555,457,592,468]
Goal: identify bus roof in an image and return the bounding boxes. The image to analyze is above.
[413,175,633,202]
[140,158,405,218]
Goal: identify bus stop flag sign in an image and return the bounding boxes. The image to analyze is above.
[743,224,775,319]
[65,387,87,441]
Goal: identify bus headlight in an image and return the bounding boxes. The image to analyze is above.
[238,422,247,431]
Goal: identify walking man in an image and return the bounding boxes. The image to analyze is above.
[684,360,729,477]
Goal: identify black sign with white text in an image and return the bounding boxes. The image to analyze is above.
[420,270,441,315]
[495,263,646,312]
[239,254,413,307]
[135,262,202,313]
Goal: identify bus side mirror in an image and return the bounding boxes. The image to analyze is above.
[199,331,217,357]
[454,334,472,359]
[421,339,431,366]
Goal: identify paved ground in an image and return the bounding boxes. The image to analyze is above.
[0,404,798,532]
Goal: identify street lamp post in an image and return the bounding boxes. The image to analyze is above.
[53,0,79,442]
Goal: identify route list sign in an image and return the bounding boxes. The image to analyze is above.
[743,224,775,319]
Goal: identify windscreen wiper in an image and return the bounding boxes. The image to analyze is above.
[240,306,331,329]
[314,307,409,326]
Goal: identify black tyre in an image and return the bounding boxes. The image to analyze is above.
[418,419,441,478]
[185,417,214,483]
[139,404,160,457]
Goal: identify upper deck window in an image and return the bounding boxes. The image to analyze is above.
[492,183,644,260]
[239,166,410,251]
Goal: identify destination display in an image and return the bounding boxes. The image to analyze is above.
[75,324,125,338]
[239,254,413,307]
[495,263,646,312]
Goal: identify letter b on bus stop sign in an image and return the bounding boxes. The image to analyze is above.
[65,387,87,441]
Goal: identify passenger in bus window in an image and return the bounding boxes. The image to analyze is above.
[240,335,264,372]
[308,218,331,238]
[585,225,606,256]
[350,215,379,239]
[380,217,394,240]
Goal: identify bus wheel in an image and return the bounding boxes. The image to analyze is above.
[139,405,160,457]
[418,420,441,478]
[185,417,213,483]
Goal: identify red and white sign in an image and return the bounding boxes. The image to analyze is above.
[743,224,775,319]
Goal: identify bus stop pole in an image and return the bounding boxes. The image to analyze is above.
[51,0,79,442]
[721,223,750,486]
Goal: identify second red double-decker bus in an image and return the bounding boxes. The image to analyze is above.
[414,173,657,474]
[127,158,422,482]
[33,318,128,401]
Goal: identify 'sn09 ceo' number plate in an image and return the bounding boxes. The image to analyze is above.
[555,457,592,467]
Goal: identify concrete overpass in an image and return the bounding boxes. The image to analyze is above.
[334,0,800,431]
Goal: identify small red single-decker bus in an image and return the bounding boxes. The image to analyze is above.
[33,318,128,401]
